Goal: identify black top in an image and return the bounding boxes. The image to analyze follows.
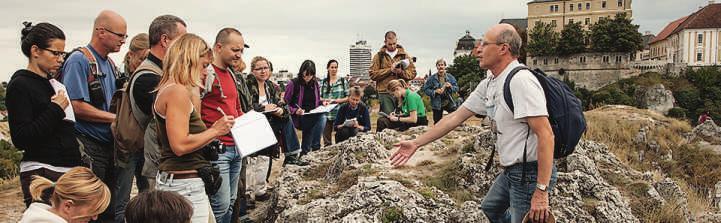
[132,53,163,116]
[6,69,81,167]
[301,83,316,111]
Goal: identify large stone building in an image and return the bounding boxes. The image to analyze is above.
[527,0,633,34]
[649,2,721,66]
[349,40,372,78]
[454,31,476,57]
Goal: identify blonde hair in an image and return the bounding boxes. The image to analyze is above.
[124,33,149,73]
[250,56,269,71]
[158,33,211,88]
[29,167,111,219]
[387,79,408,92]
[435,58,446,66]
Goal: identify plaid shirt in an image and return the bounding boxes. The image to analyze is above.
[321,77,349,120]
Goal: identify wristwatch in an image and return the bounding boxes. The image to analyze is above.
[536,183,548,192]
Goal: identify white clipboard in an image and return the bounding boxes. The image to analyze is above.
[303,104,338,115]
[230,111,278,157]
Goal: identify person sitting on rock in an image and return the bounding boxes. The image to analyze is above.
[333,86,371,143]
[698,111,712,125]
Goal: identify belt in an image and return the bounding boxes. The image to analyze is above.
[169,172,199,179]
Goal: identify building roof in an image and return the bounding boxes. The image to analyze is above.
[455,31,476,51]
[649,16,688,44]
[671,3,721,33]
[500,18,528,31]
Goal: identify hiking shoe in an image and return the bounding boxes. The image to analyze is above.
[284,154,309,166]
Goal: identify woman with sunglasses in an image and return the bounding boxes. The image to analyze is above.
[284,60,327,155]
[7,22,83,207]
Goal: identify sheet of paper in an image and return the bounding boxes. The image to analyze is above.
[48,79,75,122]
[230,111,278,157]
[343,118,357,127]
[304,104,338,115]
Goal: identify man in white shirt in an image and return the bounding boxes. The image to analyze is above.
[391,24,557,223]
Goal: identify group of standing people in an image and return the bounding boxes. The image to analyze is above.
[5,8,486,223]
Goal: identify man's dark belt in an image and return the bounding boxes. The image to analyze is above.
[170,172,199,179]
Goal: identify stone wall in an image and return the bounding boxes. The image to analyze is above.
[528,52,642,90]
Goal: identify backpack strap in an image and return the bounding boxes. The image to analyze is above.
[502,66,530,113]
[128,60,163,126]
[77,47,100,85]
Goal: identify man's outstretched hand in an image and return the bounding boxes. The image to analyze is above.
[390,140,419,167]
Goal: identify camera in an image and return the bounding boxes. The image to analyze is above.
[202,139,222,161]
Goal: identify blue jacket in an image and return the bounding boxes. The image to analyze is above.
[421,73,458,110]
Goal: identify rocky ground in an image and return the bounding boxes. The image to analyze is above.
[2,106,721,222]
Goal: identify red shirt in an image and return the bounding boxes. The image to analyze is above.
[201,65,243,145]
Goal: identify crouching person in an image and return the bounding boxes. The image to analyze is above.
[333,86,371,143]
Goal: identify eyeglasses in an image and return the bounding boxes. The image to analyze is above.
[253,67,270,71]
[40,48,67,58]
[480,41,506,47]
[98,27,128,39]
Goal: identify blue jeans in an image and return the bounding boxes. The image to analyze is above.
[481,161,558,223]
[156,173,211,223]
[113,151,149,223]
[210,146,242,223]
[282,116,302,156]
[300,114,325,153]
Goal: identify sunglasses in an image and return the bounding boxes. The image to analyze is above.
[40,48,67,58]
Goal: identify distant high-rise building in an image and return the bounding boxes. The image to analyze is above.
[350,40,372,78]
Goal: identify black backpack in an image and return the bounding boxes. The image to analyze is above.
[502,66,586,160]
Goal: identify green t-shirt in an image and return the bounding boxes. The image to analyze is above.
[401,89,426,118]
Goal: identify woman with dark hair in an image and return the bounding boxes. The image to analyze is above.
[7,22,83,207]
[320,59,349,146]
[284,60,327,155]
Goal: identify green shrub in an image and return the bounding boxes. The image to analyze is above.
[0,140,21,179]
[667,107,687,119]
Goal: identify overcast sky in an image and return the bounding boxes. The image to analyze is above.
[0,0,714,82]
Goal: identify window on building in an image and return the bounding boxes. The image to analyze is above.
[579,56,587,63]
[551,20,557,26]
[556,5,560,12]
[697,52,703,62]
[550,5,554,12]
[554,58,559,64]
[615,55,622,63]
[533,59,537,65]
[569,3,574,11]
[602,56,610,63]
[618,0,623,7]
[544,58,548,65]
[698,33,703,44]
[578,3,582,10]
[569,19,574,24]
[602,1,607,8]
[586,2,591,9]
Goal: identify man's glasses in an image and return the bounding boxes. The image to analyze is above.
[40,48,67,58]
[98,27,128,39]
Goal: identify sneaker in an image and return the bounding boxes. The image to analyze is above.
[284,154,310,166]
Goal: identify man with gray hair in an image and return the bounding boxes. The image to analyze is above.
[115,14,187,223]
[391,23,557,223]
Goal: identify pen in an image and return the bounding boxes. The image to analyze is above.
[216,107,227,117]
